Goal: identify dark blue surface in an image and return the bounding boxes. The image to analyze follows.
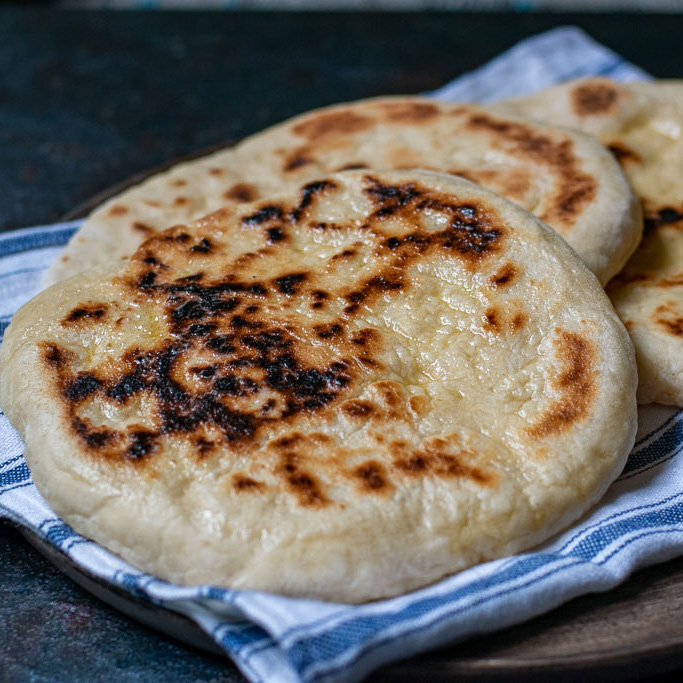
[3,9,683,236]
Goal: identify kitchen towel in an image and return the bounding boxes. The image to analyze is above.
[1,26,679,683]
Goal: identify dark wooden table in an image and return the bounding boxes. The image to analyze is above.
[2,8,683,681]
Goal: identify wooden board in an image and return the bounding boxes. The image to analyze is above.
[48,153,683,682]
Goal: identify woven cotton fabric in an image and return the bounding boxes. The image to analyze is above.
[1,26,680,683]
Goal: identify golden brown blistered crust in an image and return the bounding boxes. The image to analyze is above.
[653,301,683,337]
[463,113,597,234]
[607,142,641,166]
[223,183,259,203]
[526,331,597,438]
[232,474,265,492]
[661,273,683,288]
[377,101,441,122]
[489,262,518,288]
[482,305,527,335]
[283,148,314,172]
[132,222,154,236]
[391,437,494,486]
[571,80,621,117]
[352,460,393,494]
[60,303,109,326]
[107,204,128,217]
[643,205,683,236]
[340,399,377,419]
[291,110,374,140]
[608,206,683,289]
[335,162,369,172]
[609,268,683,290]
[450,168,532,202]
[276,451,330,507]
[42,175,509,506]
[271,101,599,236]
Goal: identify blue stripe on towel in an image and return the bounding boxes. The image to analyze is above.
[0,223,79,257]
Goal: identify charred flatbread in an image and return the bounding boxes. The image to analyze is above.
[500,78,683,405]
[45,97,642,287]
[1,170,637,602]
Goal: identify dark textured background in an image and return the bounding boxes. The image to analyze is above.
[2,8,683,681]
[3,9,683,236]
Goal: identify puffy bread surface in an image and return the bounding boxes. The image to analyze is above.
[45,97,642,287]
[1,171,637,603]
[500,79,683,405]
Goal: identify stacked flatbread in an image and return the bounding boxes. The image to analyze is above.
[499,79,683,406]
[0,170,637,602]
[46,97,641,287]
[0,96,644,602]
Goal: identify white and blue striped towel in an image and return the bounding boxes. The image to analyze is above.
[1,26,679,683]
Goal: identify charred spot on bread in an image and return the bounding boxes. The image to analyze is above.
[653,302,683,337]
[291,110,373,140]
[526,331,597,437]
[62,304,108,326]
[571,81,620,116]
[283,147,314,172]
[132,222,154,235]
[607,142,641,166]
[242,205,284,226]
[353,460,391,493]
[290,180,337,222]
[223,183,259,203]
[39,173,592,511]
[464,114,596,233]
[644,206,683,234]
[489,263,518,288]
[379,101,440,122]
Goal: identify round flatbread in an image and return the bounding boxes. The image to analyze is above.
[1,170,637,603]
[45,96,642,287]
[499,78,683,405]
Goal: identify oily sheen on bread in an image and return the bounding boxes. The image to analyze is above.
[500,78,683,405]
[45,97,642,287]
[0,171,637,603]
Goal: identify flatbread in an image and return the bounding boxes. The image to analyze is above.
[1,170,637,603]
[45,97,642,287]
[499,79,683,405]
